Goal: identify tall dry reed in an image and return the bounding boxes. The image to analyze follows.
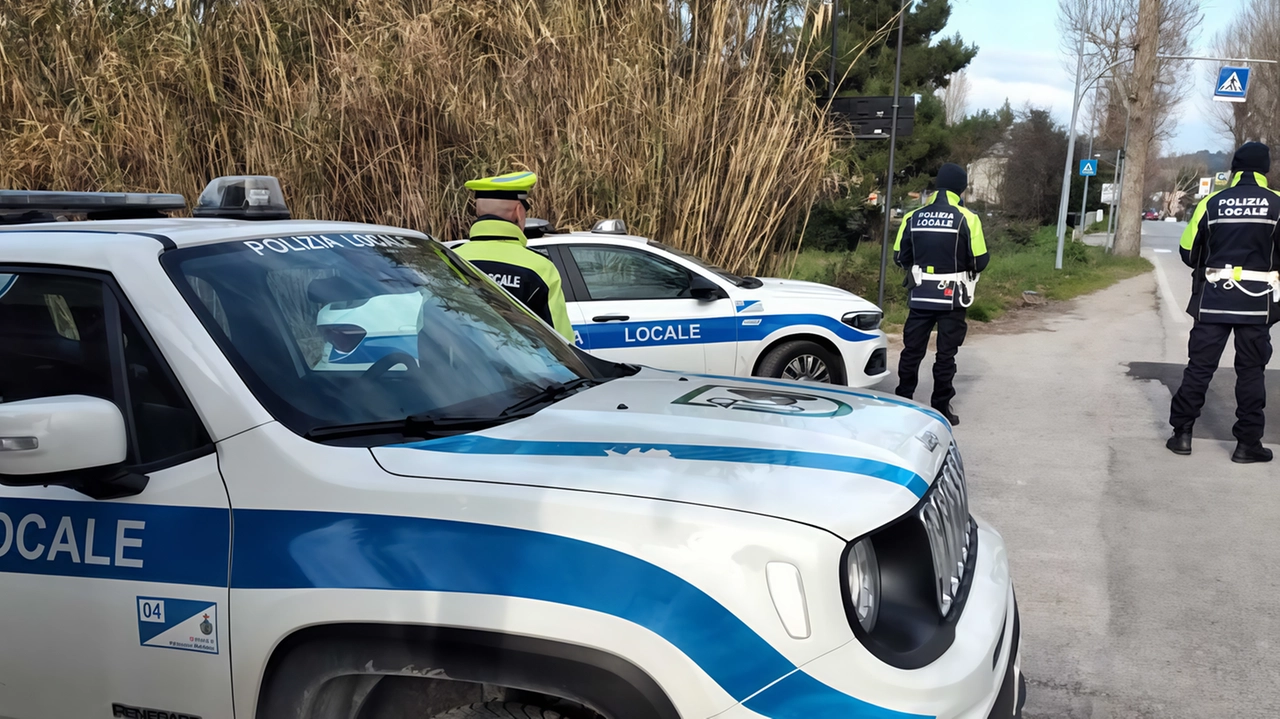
[0,0,835,272]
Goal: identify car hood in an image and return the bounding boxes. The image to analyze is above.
[372,369,949,538]
[747,277,879,310]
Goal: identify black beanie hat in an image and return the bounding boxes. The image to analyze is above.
[1231,142,1271,174]
[935,163,968,194]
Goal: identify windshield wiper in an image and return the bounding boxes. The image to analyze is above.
[304,377,603,442]
[304,414,503,442]
[497,377,600,417]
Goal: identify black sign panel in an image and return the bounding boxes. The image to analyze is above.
[826,96,916,138]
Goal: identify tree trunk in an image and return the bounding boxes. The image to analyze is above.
[1114,0,1162,257]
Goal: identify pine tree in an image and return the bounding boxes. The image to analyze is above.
[798,0,978,249]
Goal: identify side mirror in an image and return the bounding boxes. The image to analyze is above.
[689,274,728,301]
[0,396,146,499]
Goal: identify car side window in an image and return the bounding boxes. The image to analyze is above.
[119,307,212,466]
[0,270,210,469]
[568,245,692,301]
[0,272,113,404]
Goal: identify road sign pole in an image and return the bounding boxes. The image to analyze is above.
[876,0,909,310]
[1106,148,1121,247]
[1077,108,1096,241]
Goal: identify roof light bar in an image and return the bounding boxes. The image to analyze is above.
[193,176,291,221]
[592,219,628,235]
[0,190,187,224]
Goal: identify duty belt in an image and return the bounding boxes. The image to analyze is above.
[1204,265,1280,302]
[911,266,980,308]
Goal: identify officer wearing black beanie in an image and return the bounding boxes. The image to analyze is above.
[1167,141,1280,463]
[892,163,990,425]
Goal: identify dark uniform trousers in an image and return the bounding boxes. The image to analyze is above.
[896,307,969,406]
[1170,322,1273,444]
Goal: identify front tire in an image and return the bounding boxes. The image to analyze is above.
[756,340,844,385]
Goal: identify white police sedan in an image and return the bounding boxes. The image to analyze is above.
[449,221,889,386]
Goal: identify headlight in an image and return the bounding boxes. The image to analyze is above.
[845,538,880,632]
[842,311,882,331]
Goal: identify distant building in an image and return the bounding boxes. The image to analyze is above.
[967,142,1009,206]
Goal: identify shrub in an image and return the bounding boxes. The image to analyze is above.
[0,0,836,273]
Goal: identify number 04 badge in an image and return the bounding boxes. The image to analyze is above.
[137,596,219,654]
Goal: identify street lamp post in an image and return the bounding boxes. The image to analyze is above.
[1053,28,1087,270]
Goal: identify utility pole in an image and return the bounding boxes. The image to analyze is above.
[1054,26,1087,270]
[876,0,910,309]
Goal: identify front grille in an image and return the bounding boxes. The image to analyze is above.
[919,443,973,617]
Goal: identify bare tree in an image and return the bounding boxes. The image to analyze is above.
[1209,0,1280,184]
[1058,0,1203,147]
[1112,0,1163,256]
[1059,0,1201,256]
[941,70,970,126]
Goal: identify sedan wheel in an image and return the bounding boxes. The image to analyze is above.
[782,354,830,383]
[756,340,845,385]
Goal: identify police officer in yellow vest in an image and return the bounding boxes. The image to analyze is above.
[455,171,575,342]
[1167,142,1280,463]
[892,163,989,426]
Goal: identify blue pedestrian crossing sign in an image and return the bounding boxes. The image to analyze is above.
[1078,159,1098,177]
[1214,66,1251,103]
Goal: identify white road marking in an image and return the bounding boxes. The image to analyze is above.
[1153,249,1172,254]
[1145,248,1191,327]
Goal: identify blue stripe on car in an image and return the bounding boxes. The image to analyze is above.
[0,498,930,718]
[398,434,930,498]
[231,509,930,719]
[574,313,876,351]
[0,497,229,586]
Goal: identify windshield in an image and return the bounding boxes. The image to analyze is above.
[163,232,599,439]
[648,240,750,286]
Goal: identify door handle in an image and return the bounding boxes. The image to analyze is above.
[592,314,630,322]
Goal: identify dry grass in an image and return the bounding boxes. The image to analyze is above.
[0,0,836,273]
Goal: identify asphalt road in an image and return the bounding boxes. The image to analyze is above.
[875,221,1280,718]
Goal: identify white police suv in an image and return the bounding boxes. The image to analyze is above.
[446,221,889,386]
[0,177,1023,719]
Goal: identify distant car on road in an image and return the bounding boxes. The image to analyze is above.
[1142,209,1161,221]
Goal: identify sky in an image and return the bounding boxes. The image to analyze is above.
[941,0,1248,155]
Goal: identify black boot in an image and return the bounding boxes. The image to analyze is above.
[933,403,960,426]
[1231,443,1273,464]
[1166,426,1193,455]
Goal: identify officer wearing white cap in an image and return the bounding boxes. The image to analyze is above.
[1167,142,1280,463]
[892,163,989,426]
[454,171,575,341]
